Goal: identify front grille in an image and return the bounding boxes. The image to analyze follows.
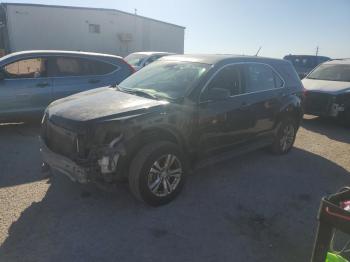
[304,91,333,115]
[44,120,78,158]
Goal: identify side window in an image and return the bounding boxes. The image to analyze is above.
[245,64,282,93]
[3,58,47,79]
[204,65,243,101]
[274,72,284,88]
[88,60,118,75]
[51,57,117,77]
[53,57,84,77]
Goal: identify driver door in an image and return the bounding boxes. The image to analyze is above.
[197,64,255,154]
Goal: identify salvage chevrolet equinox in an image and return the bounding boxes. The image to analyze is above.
[40,55,304,206]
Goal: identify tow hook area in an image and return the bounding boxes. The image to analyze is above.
[98,135,125,175]
[330,103,345,117]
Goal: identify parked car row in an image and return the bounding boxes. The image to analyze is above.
[1,49,348,206]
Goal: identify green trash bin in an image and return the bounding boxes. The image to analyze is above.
[326,252,348,262]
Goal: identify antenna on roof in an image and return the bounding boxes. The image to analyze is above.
[255,46,262,56]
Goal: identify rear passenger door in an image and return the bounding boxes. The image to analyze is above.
[49,56,119,101]
[243,63,285,135]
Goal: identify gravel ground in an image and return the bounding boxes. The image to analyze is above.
[0,116,349,262]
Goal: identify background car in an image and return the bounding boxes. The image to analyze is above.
[0,50,134,122]
[124,51,176,71]
[302,58,350,124]
[284,54,330,79]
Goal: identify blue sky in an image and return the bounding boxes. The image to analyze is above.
[3,0,350,58]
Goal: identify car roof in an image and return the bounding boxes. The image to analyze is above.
[323,59,350,65]
[128,52,176,56]
[0,50,123,61]
[160,54,288,65]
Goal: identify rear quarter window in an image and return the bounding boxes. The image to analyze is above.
[89,59,119,75]
[272,62,301,88]
[51,56,118,77]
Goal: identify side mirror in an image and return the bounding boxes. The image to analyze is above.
[208,88,230,101]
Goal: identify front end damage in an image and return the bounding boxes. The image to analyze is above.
[40,118,126,184]
[96,135,126,181]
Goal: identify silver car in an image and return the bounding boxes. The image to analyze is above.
[302,59,350,124]
[0,50,134,121]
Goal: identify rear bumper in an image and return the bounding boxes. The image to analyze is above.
[40,137,89,183]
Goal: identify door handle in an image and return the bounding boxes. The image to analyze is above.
[36,82,49,88]
[89,79,101,84]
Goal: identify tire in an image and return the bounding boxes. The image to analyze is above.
[270,117,298,154]
[128,141,187,206]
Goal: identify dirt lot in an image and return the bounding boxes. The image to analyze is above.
[0,116,349,262]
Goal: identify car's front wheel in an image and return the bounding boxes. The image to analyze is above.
[270,117,298,154]
[128,141,187,206]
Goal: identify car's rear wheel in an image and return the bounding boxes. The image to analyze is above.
[128,141,187,206]
[270,117,297,154]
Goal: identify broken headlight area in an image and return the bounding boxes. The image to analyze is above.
[96,134,126,176]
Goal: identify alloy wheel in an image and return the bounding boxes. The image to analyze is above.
[280,124,295,152]
[147,154,182,197]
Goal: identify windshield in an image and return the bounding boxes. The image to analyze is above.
[124,54,148,67]
[118,61,210,99]
[307,64,350,82]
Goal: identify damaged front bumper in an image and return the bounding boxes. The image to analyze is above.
[40,135,126,184]
[40,137,90,183]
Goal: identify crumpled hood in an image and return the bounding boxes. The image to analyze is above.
[302,79,350,95]
[47,87,168,122]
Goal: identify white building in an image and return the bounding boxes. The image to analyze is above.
[0,3,185,57]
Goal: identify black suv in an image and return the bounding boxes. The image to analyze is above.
[41,55,304,206]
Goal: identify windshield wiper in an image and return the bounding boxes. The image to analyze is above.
[119,88,159,100]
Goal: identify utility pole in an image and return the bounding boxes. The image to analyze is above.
[134,8,138,15]
[316,46,319,56]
